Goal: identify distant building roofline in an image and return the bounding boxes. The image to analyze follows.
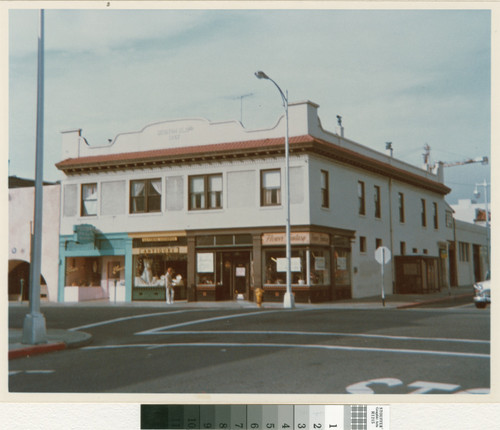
[8,176,58,189]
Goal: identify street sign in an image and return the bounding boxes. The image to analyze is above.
[375,246,391,265]
[374,246,391,307]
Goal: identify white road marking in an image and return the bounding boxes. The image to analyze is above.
[135,329,489,345]
[135,310,282,335]
[69,309,202,331]
[9,370,55,376]
[81,342,490,359]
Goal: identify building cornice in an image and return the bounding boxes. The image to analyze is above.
[56,134,450,195]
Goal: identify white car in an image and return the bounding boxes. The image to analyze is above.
[473,275,491,309]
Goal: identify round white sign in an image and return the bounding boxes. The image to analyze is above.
[375,246,391,264]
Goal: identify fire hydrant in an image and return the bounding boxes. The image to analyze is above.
[255,288,264,307]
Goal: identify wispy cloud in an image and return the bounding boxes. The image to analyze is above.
[8,8,491,203]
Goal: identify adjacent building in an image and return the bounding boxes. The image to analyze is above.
[451,199,491,227]
[8,177,60,302]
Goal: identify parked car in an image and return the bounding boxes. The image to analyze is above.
[473,272,490,309]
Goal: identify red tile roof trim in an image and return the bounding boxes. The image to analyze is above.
[56,134,450,195]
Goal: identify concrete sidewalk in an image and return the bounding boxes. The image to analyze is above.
[8,285,474,360]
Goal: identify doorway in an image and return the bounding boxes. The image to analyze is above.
[219,251,251,300]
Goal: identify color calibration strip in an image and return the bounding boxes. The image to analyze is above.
[141,405,389,430]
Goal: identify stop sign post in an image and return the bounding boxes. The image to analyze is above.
[375,246,391,306]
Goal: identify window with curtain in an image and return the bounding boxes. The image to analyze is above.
[81,183,97,216]
[261,169,281,206]
[130,178,161,213]
[189,174,223,210]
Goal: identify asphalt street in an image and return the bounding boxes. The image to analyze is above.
[8,302,490,394]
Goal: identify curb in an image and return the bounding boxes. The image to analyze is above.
[8,330,93,360]
[9,342,67,360]
[396,293,473,309]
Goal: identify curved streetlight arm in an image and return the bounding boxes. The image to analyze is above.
[254,71,287,107]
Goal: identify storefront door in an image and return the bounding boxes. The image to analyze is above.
[221,252,250,300]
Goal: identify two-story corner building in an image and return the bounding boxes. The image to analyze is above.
[55,100,453,303]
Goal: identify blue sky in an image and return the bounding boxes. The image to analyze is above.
[6,6,492,204]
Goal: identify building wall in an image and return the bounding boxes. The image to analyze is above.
[8,184,61,301]
[454,220,488,286]
[308,155,450,298]
[451,199,490,227]
[57,100,453,301]
[59,155,311,236]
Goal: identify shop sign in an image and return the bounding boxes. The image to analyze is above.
[132,246,187,255]
[74,224,95,244]
[197,252,214,273]
[276,257,302,272]
[236,267,246,277]
[262,232,330,246]
[142,236,178,242]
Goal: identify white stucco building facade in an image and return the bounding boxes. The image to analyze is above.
[8,180,61,302]
[53,100,481,303]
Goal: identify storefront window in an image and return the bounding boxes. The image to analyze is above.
[65,257,101,287]
[310,249,330,285]
[196,252,216,285]
[263,248,330,286]
[334,248,351,286]
[134,255,165,286]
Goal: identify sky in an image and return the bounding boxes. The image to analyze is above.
[6,5,493,205]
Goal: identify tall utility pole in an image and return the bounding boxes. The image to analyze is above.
[474,180,490,276]
[22,9,47,345]
[255,71,294,309]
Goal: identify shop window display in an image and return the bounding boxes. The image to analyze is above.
[263,248,330,286]
[65,257,102,287]
[133,255,185,288]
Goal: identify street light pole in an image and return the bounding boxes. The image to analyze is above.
[255,71,295,309]
[22,9,47,344]
[474,180,490,276]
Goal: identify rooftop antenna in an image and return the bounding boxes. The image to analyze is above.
[226,92,254,124]
[385,141,393,158]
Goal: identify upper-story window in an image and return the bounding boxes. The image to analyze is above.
[421,198,427,227]
[359,236,367,253]
[130,178,162,213]
[81,183,97,216]
[433,202,439,229]
[261,169,281,206]
[446,210,454,228]
[358,181,365,215]
[398,192,405,223]
[189,174,223,210]
[321,170,329,208]
[374,185,381,218]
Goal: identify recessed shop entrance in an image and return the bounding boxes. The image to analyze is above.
[219,251,251,300]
